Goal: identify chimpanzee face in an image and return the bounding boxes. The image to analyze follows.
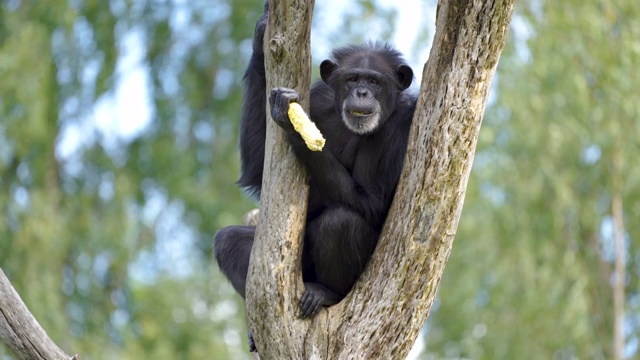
[338,68,385,134]
[321,54,413,135]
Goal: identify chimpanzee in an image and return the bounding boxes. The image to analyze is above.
[214,4,417,318]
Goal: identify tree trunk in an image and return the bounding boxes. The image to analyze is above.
[246,0,514,358]
[244,0,315,358]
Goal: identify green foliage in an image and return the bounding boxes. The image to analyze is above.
[426,0,640,358]
[1,0,637,359]
[0,0,257,358]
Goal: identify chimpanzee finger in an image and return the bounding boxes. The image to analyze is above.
[270,87,299,107]
[300,291,313,317]
[310,297,323,317]
[299,290,309,308]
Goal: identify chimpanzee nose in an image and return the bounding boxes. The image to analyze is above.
[356,88,369,98]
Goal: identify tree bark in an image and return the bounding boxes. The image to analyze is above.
[246,0,514,358]
[0,269,77,360]
[334,1,513,356]
[244,0,315,358]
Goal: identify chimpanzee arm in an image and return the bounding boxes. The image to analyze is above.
[270,88,393,224]
[237,8,269,198]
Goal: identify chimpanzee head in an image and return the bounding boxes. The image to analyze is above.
[320,42,413,135]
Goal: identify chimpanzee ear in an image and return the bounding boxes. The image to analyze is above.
[320,60,338,84]
[396,64,414,91]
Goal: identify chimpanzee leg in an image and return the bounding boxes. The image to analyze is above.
[213,226,255,298]
[299,207,379,317]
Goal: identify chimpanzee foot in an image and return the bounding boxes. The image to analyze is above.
[248,331,257,352]
[299,282,341,318]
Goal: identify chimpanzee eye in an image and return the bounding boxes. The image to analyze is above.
[348,76,358,83]
[370,78,379,85]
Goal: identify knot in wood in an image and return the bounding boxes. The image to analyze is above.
[269,34,285,61]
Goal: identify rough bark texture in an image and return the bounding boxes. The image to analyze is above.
[244,0,314,358]
[0,269,77,360]
[246,0,513,358]
[332,1,514,357]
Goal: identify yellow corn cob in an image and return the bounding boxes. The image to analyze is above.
[287,102,325,151]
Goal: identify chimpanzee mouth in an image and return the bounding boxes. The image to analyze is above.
[342,103,381,134]
[348,110,374,117]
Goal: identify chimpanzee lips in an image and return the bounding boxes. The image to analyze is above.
[349,110,373,117]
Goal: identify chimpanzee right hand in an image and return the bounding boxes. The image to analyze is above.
[269,87,298,134]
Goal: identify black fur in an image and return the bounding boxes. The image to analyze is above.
[215,6,416,319]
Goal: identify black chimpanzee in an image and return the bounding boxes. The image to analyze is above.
[214,5,416,318]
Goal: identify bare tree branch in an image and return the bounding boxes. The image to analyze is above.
[0,268,77,360]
